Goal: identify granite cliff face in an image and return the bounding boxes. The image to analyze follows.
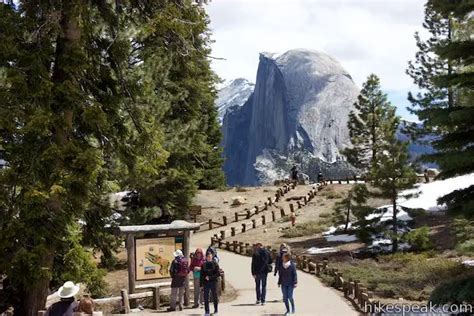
[222,49,360,185]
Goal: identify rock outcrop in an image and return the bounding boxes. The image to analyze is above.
[222,49,360,185]
[216,78,255,124]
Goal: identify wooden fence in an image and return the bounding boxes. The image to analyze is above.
[208,185,320,243]
[213,238,377,313]
[203,182,297,231]
[39,276,225,315]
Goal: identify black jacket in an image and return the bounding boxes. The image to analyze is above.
[200,260,220,286]
[251,248,272,275]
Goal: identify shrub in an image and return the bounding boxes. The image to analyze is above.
[430,275,474,305]
[403,226,433,251]
[282,220,326,238]
[457,240,474,256]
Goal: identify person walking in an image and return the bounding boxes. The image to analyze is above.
[278,253,297,314]
[189,248,205,308]
[274,243,291,277]
[168,249,188,312]
[201,250,221,316]
[251,243,272,305]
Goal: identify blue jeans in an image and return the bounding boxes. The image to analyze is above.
[281,284,295,313]
[203,281,218,314]
[255,273,268,302]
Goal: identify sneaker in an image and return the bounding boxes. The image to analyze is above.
[255,300,260,305]
[192,304,199,308]
[166,307,176,312]
[261,301,265,306]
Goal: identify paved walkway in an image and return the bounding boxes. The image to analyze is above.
[138,223,358,316]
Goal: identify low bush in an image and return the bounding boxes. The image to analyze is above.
[282,220,326,238]
[403,226,434,251]
[327,252,469,301]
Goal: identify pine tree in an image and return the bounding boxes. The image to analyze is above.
[370,109,417,253]
[333,184,370,232]
[344,74,395,173]
[0,1,222,314]
[407,0,474,218]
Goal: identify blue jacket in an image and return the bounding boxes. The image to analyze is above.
[278,262,297,286]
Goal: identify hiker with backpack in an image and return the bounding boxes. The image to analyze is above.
[189,248,205,308]
[201,250,221,316]
[251,243,272,305]
[274,243,291,277]
[278,253,297,314]
[168,249,189,312]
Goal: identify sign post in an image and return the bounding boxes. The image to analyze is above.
[118,221,201,299]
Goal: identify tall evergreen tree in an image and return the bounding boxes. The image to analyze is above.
[407,0,474,218]
[344,74,395,173]
[0,1,222,314]
[333,184,370,232]
[370,109,417,253]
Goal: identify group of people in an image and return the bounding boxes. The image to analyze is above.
[252,242,297,315]
[168,247,221,316]
[45,243,296,316]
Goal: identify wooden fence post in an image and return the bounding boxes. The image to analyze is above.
[223,216,227,226]
[280,207,285,217]
[303,196,307,204]
[121,289,130,314]
[209,219,213,230]
[152,286,160,310]
[297,201,302,209]
[231,227,236,236]
[235,212,239,222]
[252,219,256,229]
[289,203,294,213]
[241,223,246,233]
[268,197,273,206]
[220,230,225,240]
[272,210,276,222]
[255,206,259,214]
[246,210,251,219]
[261,215,266,225]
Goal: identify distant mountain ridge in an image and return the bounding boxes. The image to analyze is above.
[216,78,254,124]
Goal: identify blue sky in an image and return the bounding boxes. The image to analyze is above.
[206,0,426,122]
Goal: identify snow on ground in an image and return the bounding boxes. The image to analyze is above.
[398,173,474,212]
[365,205,413,222]
[463,260,474,267]
[306,247,338,255]
[325,234,358,242]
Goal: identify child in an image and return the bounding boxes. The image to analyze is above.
[278,253,297,314]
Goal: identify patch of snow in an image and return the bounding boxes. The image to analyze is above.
[305,247,338,255]
[325,234,358,243]
[463,260,474,267]
[398,173,474,212]
[366,205,413,223]
[322,226,337,236]
[368,238,411,253]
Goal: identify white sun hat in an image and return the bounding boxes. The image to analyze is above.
[57,281,80,298]
[173,249,183,257]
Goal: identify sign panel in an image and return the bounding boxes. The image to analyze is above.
[135,237,182,281]
[189,205,202,215]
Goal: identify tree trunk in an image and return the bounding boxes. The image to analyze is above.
[21,2,82,315]
[392,196,398,253]
[17,250,55,316]
[344,201,351,232]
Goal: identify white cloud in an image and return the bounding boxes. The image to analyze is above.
[206,0,427,114]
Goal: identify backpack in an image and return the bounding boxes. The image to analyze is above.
[175,258,189,277]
